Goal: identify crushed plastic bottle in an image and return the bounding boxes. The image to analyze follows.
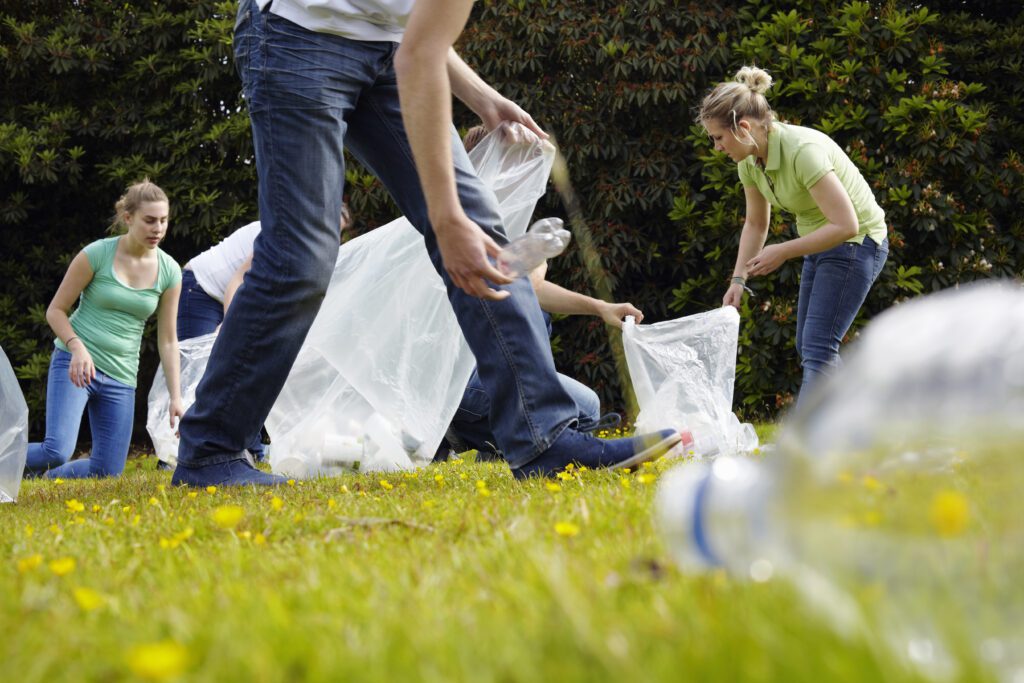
[496,217,571,278]
[657,281,1024,683]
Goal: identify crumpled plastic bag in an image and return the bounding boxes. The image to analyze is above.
[622,307,758,457]
[0,345,29,502]
[147,332,217,468]
[147,124,556,476]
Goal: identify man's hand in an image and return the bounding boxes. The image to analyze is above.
[435,211,514,300]
[478,96,547,143]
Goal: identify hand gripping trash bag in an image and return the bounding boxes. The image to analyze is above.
[146,124,555,476]
[147,332,218,468]
[0,345,29,502]
[622,307,757,457]
[267,124,555,476]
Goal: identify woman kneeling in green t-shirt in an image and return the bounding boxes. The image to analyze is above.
[24,180,184,479]
[699,66,889,407]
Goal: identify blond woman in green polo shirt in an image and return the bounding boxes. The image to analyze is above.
[25,180,183,479]
[699,66,888,406]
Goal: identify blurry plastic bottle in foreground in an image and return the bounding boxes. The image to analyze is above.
[276,413,414,479]
[496,217,570,278]
[657,281,1024,683]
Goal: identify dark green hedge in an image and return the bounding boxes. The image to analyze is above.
[1,1,1021,440]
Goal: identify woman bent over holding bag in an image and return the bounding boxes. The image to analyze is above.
[24,180,183,479]
[699,66,888,406]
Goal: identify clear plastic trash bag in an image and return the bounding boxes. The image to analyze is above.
[147,332,217,468]
[268,124,555,477]
[0,345,29,502]
[147,124,555,476]
[622,307,758,457]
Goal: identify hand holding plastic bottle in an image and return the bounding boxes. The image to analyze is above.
[496,217,571,278]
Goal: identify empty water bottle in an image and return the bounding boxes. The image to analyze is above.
[497,217,571,278]
[657,282,1024,683]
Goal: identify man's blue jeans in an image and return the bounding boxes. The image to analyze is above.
[25,349,136,478]
[176,268,266,460]
[795,235,888,406]
[176,1,577,470]
[450,369,600,456]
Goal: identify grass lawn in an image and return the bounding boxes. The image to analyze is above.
[0,425,969,682]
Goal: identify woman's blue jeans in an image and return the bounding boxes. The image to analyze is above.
[177,269,265,460]
[176,0,578,470]
[25,349,136,479]
[795,236,888,406]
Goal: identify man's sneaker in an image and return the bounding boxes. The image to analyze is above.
[171,456,287,487]
[579,412,623,433]
[511,428,681,479]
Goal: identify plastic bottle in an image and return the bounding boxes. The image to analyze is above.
[656,282,1024,683]
[497,217,571,278]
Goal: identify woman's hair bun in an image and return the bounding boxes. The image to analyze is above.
[734,66,772,95]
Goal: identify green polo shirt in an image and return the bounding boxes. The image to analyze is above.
[738,122,887,245]
[55,236,181,387]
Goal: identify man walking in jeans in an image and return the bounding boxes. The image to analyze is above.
[172,0,680,486]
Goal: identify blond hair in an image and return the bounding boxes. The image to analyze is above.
[697,66,776,136]
[110,178,169,233]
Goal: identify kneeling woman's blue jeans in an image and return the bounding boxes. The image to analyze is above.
[24,349,136,479]
[795,236,888,407]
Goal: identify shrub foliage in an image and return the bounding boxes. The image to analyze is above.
[1,1,1021,437]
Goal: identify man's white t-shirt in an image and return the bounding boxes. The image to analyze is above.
[257,0,416,42]
[189,222,261,303]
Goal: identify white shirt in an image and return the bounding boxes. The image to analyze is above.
[189,222,261,303]
[259,0,416,42]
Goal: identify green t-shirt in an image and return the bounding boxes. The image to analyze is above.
[55,236,182,387]
[737,122,887,245]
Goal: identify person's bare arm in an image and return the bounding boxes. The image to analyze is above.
[723,185,772,309]
[222,255,253,314]
[745,171,860,277]
[530,263,642,329]
[157,282,184,429]
[46,251,96,387]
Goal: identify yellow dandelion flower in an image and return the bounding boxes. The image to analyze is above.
[53,478,64,485]
[91,505,101,513]
[555,471,573,481]
[451,457,464,466]
[379,480,393,491]
[212,505,246,529]
[72,586,106,611]
[476,481,491,497]
[564,463,575,472]
[929,490,969,537]
[270,496,284,511]
[149,497,160,506]
[65,499,85,513]
[131,515,141,526]
[49,524,61,535]
[292,513,304,523]
[554,522,580,537]
[17,554,43,574]
[287,479,296,487]
[239,531,252,540]
[619,477,631,489]
[49,557,76,576]
[188,492,198,499]
[422,499,436,509]
[24,524,33,538]
[327,499,337,509]
[434,474,444,486]
[340,485,350,495]
[577,465,588,473]
[122,506,131,514]
[637,473,656,485]
[253,533,267,546]
[126,640,189,680]
[459,472,468,480]
[205,486,217,494]
[545,482,562,492]
[862,475,883,492]
[156,484,166,492]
